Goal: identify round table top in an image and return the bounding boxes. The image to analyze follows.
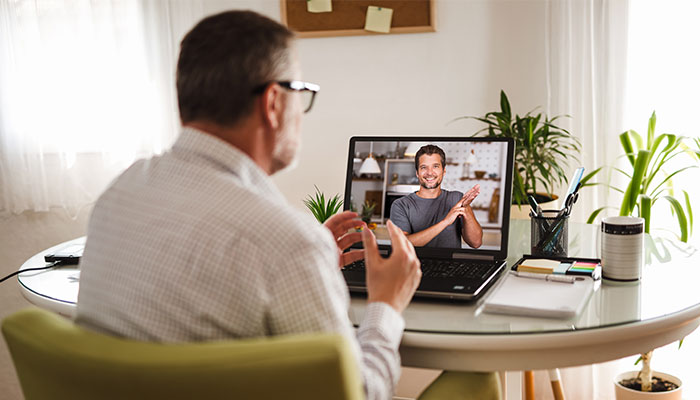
[16,220,700,370]
[19,220,700,334]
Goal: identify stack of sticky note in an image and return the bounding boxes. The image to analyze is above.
[517,259,560,274]
[566,261,598,276]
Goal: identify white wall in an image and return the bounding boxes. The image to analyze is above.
[202,0,549,211]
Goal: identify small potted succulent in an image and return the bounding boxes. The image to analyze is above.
[360,200,377,229]
[303,186,342,224]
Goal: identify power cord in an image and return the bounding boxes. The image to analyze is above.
[0,261,62,284]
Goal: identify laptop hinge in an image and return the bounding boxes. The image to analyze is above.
[452,253,494,261]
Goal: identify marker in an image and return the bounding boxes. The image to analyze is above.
[510,270,580,284]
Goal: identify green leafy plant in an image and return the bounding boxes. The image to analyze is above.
[453,90,581,205]
[360,201,376,224]
[303,186,343,224]
[585,112,696,242]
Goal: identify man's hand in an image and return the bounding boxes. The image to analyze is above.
[460,184,480,208]
[443,201,466,225]
[363,220,422,313]
[323,211,366,269]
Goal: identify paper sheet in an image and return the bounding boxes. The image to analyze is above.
[307,0,332,13]
[364,6,393,33]
[483,274,596,319]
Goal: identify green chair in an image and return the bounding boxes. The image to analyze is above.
[2,307,364,400]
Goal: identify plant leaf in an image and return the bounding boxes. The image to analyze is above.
[499,90,511,120]
[580,166,603,186]
[662,195,689,242]
[647,111,656,149]
[587,207,613,224]
[640,195,652,233]
[620,150,651,216]
[620,131,636,167]
[684,190,693,235]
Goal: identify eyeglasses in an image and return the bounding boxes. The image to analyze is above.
[252,80,320,113]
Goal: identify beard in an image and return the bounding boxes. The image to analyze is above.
[270,106,301,174]
[419,175,442,189]
[271,130,299,173]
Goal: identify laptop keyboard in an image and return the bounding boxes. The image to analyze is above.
[344,259,500,279]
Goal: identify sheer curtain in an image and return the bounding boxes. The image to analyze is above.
[544,1,700,399]
[545,0,630,224]
[0,0,203,216]
[543,1,631,399]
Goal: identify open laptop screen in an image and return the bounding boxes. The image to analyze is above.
[344,137,514,260]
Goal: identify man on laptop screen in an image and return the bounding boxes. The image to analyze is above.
[390,144,483,248]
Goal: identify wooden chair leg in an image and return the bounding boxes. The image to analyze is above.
[548,369,566,400]
[524,370,535,400]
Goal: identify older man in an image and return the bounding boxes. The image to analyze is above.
[75,11,420,400]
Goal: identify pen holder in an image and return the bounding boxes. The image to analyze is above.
[530,210,568,257]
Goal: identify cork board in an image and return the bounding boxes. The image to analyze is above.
[281,0,435,38]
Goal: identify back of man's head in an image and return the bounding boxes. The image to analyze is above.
[414,145,446,171]
[177,11,294,127]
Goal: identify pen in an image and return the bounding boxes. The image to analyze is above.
[527,195,543,217]
[510,270,579,284]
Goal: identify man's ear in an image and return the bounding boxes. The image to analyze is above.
[259,83,283,130]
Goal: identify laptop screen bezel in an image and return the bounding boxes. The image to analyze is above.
[344,136,515,261]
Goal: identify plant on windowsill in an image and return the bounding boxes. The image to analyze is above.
[451,90,581,209]
[584,111,696,243]
[303,186,343,224]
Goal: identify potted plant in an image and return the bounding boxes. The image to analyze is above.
[614,349,682,399]
[452,90,581,217]
[584,112,696,242]
[360,200,377,229]
[303,186,343,224]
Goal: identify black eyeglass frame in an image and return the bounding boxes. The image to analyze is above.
[252,80,320,113]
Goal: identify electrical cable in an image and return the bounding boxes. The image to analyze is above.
[0,261,61,284]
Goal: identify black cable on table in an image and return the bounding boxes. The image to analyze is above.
[0,261,61,284]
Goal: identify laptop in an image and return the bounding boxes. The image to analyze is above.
[342,136,515,300]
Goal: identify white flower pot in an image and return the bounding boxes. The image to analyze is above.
[614,371,682,400]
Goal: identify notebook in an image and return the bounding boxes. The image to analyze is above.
[342,136,515,300]
[482,272,597,318]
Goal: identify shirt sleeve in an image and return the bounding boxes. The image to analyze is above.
[390,197,412,233]
[265,227,404,400]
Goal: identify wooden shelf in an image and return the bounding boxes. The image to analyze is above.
[352,178,383,182]
[459,177,500,181]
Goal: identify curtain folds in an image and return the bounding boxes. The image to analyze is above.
[545,0,630,224]
[0,0,202,216]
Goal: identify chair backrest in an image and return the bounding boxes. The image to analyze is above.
[2,307,364,400]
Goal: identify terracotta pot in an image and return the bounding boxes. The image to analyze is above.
[614,371,682,400]
[510,194,559,220]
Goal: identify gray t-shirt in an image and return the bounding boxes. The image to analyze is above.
[389,189,464,248]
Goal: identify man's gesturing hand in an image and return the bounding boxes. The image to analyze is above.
[460,184,480,208]
[363,220,422,313]
[323,211,366,269]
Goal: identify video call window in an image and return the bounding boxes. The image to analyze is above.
[348,140,510,251]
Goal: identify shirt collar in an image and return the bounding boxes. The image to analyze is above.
[172,127,286,202]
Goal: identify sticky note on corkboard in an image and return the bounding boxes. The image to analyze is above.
[364,6,393,33]
[307,0,332,13]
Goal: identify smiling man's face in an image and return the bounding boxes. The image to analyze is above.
[416,153,445,190]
